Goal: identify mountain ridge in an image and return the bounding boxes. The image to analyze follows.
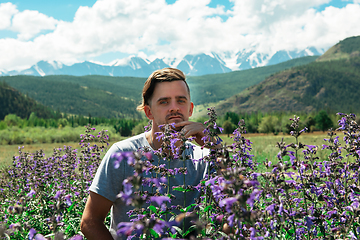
[1,47,322,77]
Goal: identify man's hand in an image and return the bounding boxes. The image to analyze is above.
[173,121,205,146]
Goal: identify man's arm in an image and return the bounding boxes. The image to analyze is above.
[81,191,114,240]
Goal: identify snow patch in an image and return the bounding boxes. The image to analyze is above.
[47,60,63,69]
[305,48,314,56]
[34,65,45,76]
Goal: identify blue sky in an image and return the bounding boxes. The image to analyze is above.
[6,0,97,21]
[1,0,360,71]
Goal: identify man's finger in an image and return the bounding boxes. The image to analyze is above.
[174,121,191,128]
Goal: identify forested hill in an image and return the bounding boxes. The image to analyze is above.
[210,35,360,116]
[1,56,317,119]
[316,35,360,62]
[0,81,55,120]
[1,75,144,119]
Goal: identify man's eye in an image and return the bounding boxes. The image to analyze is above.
[160,100,167,104]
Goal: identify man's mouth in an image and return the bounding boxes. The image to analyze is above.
[166,114,184,125]
[166,114,184,121]
[168,116,182,120]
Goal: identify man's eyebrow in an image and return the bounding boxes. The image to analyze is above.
[157,96,188,102]
[157,97,171,102]
[176,96,188,100]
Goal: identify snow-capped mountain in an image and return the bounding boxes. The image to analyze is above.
[0,47,324,77]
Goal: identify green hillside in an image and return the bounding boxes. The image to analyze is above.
[1,75,143,119]
[0,81,55,120]
[209,36,360,116]
[316,35,360,62]
[187,56,318,105]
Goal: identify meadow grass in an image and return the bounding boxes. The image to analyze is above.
[0,131,333,169]
[221,131,337,171]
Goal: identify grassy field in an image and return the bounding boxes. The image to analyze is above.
[223,131,336,171]
[0,131,336,169]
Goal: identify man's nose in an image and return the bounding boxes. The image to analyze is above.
[169,101,180,112]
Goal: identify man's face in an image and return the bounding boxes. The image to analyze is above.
[144,80,194,131]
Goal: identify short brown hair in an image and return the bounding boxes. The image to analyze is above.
[136,68,190,111]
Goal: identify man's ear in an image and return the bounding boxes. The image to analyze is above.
[144,105,154,120]
[189,102,194,117]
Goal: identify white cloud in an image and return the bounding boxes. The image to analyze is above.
[0,0,360,71]
[0,2,18,29]
[0,3,58,40]
[11,10,59,40]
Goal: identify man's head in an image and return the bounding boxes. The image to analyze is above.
[137,68,190,111]
[137,68,193,131]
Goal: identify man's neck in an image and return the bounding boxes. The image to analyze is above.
[146,130,161,150]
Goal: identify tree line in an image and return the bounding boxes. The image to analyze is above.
[0,113,142,137]
[217,110,343,136]
[1,108,348,143]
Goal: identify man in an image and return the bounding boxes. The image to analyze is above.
[81,68,209,239]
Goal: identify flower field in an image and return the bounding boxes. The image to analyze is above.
[1,109,359,239]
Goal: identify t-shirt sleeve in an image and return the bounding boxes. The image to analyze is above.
[89,143,129,202]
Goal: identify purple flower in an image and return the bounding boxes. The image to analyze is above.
[117,222,133,236]
[123,179,133,196]
[278,202,284,214]
[228,214,235,227]
[54,190,62,200]
[150,196,171,206]
[65,194,72,206]
[69,235,83,240]
[28,228,37,239]
[26,189,36,198]
[205,176,218,186]
[266,204,276,215]
[247,189,262,207]
[152,220,167,235]
[219,197,238,212]
[305,216,314,230]
[34,234,47,240]
[112,152,135,168]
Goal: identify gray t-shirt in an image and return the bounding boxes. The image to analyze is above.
[89,132,209,239]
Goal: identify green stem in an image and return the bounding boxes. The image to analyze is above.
[296,135,310,240]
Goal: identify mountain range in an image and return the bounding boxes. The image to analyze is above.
[0,47,323,77]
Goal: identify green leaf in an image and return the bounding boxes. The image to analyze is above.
[173,187,186,192]
[204,205,212,212]
[67,202,76,212]
[218,231,229,237]
[149,229,159,238]
[169,232,177,238]
[180,203,196,212]
[172,226,183,236]
[184,225,197,236]
[149,205,157,213]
